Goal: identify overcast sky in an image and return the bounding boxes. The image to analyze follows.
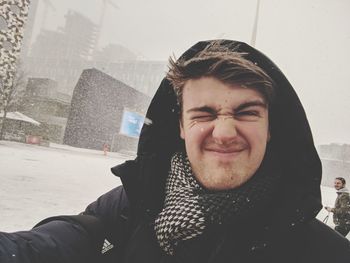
[29,0,350,145]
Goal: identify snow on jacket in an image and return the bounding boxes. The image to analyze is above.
[1,40,350,263]
[333,187,350,226]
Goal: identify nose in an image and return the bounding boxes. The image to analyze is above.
[212,116,238,145]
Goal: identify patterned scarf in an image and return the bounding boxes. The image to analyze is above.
[154,152,279,255]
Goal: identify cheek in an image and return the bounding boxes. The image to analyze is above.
[240,123,270,146]
[184,123,213,148]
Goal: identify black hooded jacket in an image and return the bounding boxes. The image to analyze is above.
[1,40,349,263]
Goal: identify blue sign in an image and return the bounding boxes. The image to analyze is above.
[119,110,145,138]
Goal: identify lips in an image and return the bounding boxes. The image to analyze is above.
[204,144,247,159]
[205,147,244,154]
[205,141,247,153]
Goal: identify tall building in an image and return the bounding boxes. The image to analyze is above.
[30,10,98,60]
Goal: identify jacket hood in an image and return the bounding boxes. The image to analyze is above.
[112,40,322,227]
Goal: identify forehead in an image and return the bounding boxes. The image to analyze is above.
[182,77,266,109]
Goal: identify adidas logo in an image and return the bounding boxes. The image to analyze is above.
[101,239,114,254]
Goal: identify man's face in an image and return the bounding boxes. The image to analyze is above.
[180,77,270,191]
[334,179,344,190]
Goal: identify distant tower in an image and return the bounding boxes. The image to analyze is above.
[64,10,98,60]
[0,0,31,101]
[30,10,98,60]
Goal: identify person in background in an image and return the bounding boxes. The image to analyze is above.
[325,177,350,237]
[103,143,110,156]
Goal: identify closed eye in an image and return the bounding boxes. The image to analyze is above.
[234,110,261,120]
[192,114,216,122]
[233,100,267,120]
[235,110,259,116]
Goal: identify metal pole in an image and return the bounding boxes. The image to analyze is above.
[250,0,260,47]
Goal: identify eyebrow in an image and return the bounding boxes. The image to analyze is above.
[186,100,267,114]
[186,106,217,114]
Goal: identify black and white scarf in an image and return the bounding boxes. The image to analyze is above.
[154,152,279,255]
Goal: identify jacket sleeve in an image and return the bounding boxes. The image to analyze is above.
[0,186,127,263]
[0,215,104,263]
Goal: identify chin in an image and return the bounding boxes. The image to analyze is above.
[199,170,252,191]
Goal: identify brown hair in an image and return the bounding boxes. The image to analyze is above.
[336,177,346,185]
[166,40,275,111]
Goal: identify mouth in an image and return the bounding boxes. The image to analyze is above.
[204,147,245,159]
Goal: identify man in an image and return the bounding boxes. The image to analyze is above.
[325,177,350,237]
[1,40,350,262]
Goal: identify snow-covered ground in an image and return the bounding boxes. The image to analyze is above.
[0,140,348,239]
[0,140,125,232]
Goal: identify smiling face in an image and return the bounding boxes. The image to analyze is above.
[334,179,345,191]
[180,77,270,190]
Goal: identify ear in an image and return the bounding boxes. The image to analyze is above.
[179,119,185,139]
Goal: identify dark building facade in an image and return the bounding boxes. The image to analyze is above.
[64,68,150,153]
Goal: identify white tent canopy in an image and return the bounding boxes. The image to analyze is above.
[0,111,40,126]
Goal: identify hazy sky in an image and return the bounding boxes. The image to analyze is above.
[29,0,350,145]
